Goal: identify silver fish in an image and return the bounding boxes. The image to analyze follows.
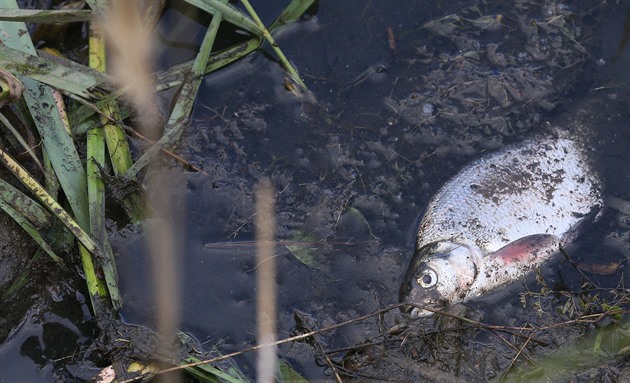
[400,135,602,317]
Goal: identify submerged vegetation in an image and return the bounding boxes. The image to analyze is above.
[0,0,314,381]
[0,0,629,382]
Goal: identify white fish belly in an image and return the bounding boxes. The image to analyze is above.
[417,137,602,253]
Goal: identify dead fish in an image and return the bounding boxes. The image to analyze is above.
[400,135,602,317]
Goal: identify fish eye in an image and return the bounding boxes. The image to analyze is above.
[417,269,438,288]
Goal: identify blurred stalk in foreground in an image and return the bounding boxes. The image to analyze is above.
[103,0,163,141]
[256,179,277,383]
[102,1,182,382]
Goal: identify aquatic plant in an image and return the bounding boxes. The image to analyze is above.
[0,0,314,381]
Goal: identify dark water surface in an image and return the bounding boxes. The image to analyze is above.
[2,0,630,381]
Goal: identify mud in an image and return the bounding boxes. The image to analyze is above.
[2,0,630,381]
[0,207,38,341]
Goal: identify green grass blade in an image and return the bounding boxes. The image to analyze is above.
[83,0,107,18]
[0,147,109,306]
[0,11,88,224]
[101,103,145,222]
[87,127,122,309]
[0,8,93,23]
[42,149,60,198]
[78,243,107,309]
[0,145,108,307]
[0,177,51,229]
[0,110,44,179]
[278,359,309,383]
[192,2,224,76]
[499,316,630,382]
[21,79,90,227]
[268,0,316,33]
[183,0,263,36]
[88,22,144,222]
[101,110,130,168]
[0,1,39,53]
[0,45,116,100]
[183,356,249,383]
[240,0,308,92]
[0,199,62,263]
[0,5,91,228]
[123,108,183,177]
[127,3,225,176]
[155,0,314,92]
[68,90,130,135]
[0,147,101,257]
[87,23,124,309]
[155,37,260,91]
[1,249,41,301]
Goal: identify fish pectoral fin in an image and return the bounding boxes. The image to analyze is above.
[493,234,560,265]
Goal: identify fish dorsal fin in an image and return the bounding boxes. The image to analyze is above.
[493,234,560,265]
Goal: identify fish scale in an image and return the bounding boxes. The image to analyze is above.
[418,137,600,252]
[400,135,602,317]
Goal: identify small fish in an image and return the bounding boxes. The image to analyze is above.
[400,135,602,317]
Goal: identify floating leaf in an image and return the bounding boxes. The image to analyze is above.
[279,359,309,383]
[285,232,325,269]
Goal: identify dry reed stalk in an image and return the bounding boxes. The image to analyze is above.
[104,0,163,140]
[255,179,277,383]
[103,2,181,382]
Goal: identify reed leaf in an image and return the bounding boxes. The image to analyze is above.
[0,5,90,229]
[241,0,308,92]
[268,0,316,33]
[0,144,109,308]
[127,1,225,176]
[155,37,260,91]
[68,90,129,135]
[0,199,62,263]
[86,22,125,308]
[22,79,90,225]
[0,177,51,229]
[183,0,263,36]
[88,21,143,221]
[183,356,249,383]
[0,110,44,174]
[0,147,101,260]
[0,8,93,23]
[0,45,116,100]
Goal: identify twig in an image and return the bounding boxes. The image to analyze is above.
[559,244,597,287]
[119,303,407,382]
[500,329,539,382]
[66,92,208,175]
[490,330,534,363]
[406,304,548,346]
[119,302,630,382]
[294,311,343,383]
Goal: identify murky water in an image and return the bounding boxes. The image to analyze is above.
[2,0,630,381]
